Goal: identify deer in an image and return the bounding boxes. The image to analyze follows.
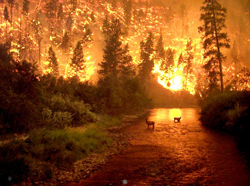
[174,116,181,123]
[146,119,155,129]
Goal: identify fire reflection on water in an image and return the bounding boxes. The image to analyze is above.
[149,108,200,123]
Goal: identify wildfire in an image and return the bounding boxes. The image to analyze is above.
[170,75,182,91]
[1,0,240,95]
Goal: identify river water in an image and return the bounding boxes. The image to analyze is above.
[68,108,250,186]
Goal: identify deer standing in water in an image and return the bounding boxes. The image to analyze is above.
[174,116,181,123]
[146,119,155,129]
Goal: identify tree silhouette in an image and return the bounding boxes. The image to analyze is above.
[61,32,71,53]
[160,47,175,73]
[70,41,86,80]
[178,53,184,66]
[99,18,123,78]
[198,0,230,92]
[139,32,154,82]
[183,38,193,86]
[46,46,59,77]
[118,43,135,80]
[155,33,165,60]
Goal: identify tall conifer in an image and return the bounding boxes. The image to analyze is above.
[70,41,86,80]
[46,46,59,77]
[198,0,230,92]
[139,32,154,82]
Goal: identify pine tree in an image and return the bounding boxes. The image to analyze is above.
[139,32,154,82]
[4,6,9,22]
[66,14,73,32]
[231,41,240,75]
[178,53,184,66]
[160,47,175,72]
[198,0,230,92]
[155,33,165,60]
[102,15,110,39]
[81,27,92,47]
[118,44,135,80]
[70,41,86,80]
[183,38,193,85]
[46,46,59,77]
[98,18,125,114]
[98,18,123,78]
[61,32,71,53]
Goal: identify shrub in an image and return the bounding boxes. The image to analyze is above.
[0,124,114,184]
[200,91,250,130]
[44,94,97,127]
[51,111,72,129]
[66,100,98,126]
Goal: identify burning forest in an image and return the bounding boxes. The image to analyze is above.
[0,0,250,96]
[0,0,249,96]
[2,1,250,185]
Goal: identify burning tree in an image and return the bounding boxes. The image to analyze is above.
[69,41,86,81]
[45,46,59,77]
[139,31,154,83]
[183,38,194,87]
[198,0,230,93]
[155,33,166,61]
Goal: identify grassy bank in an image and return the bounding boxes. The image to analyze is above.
[199,91,250,166]
[0,115,124,185]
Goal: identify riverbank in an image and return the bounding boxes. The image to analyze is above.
[199,91,250,169]
[0,111,148,186]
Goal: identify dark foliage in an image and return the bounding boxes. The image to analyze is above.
[234,106,250,165]
[199,91,250,167]
[200,91,250,130]
[0,45,42,134]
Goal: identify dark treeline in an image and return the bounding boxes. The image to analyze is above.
[0,40,150,135]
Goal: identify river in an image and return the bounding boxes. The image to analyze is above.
[66,108,250,186]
